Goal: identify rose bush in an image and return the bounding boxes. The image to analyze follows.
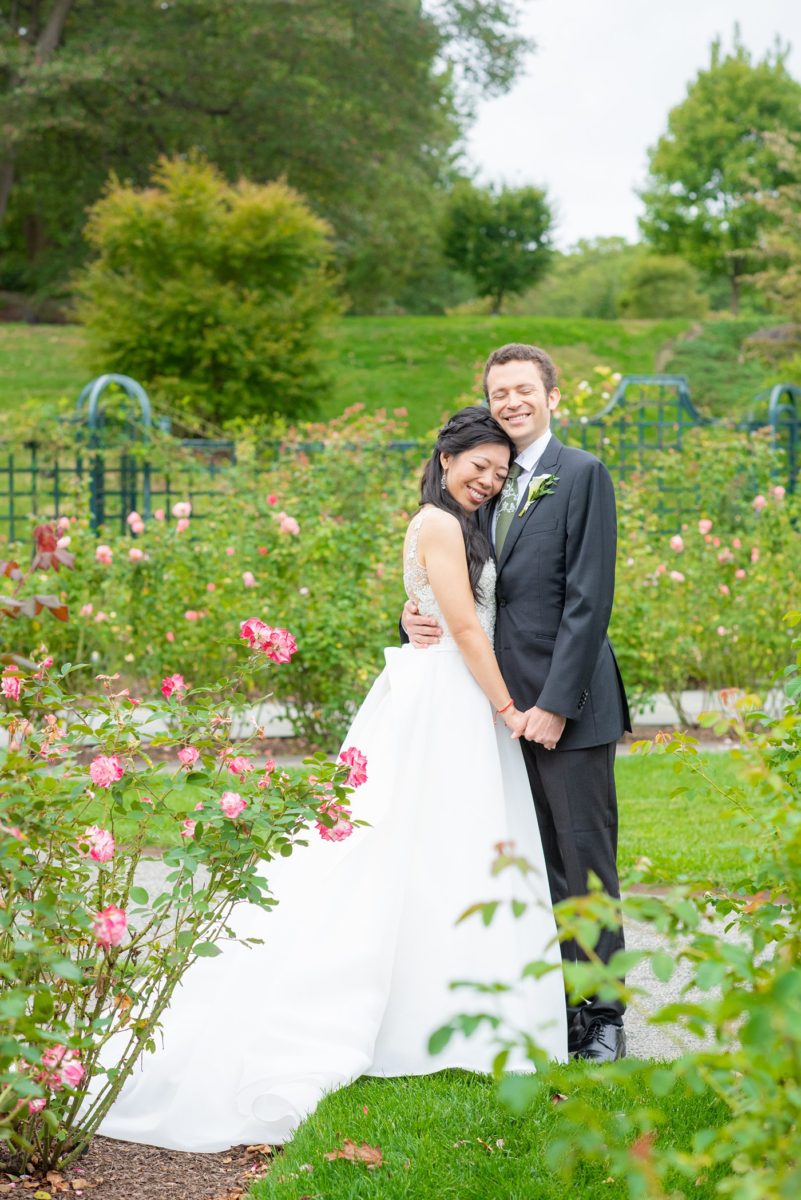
[5,409,800,746]
[433,619,801,1199]
[0,626,367,1174]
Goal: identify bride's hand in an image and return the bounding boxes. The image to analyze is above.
[502,706,528,739]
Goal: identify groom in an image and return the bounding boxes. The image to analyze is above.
[404,343,631,1061]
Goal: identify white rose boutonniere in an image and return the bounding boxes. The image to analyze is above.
[519,473,558,517]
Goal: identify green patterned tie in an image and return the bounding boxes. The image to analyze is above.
[494,462,523,555]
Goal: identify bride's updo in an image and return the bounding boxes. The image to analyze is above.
[419,406,514,600]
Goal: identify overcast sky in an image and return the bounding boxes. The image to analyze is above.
[464,0,800,249]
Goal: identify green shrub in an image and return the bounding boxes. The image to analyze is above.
[75,157,340,428]
[619,253,708,319]
[0,634,362,1173]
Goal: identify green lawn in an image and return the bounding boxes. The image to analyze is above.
[1,316,689,439]
[249,1067,727,1200]
[616,749,748,886]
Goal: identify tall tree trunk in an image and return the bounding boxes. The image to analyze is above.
[35,0,75,62]
[0,159,14,223]
[730,271,740,315]
[0,3,77,227]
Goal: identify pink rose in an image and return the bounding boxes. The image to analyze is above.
[220,791,247,819]
[669,570,685,583]
[719,584,730,596]
[180,818,197,839]
[80,602,93,617]
[28,1098,47,1115]
[166,630,175,642]
[154,508,166,520]
[57,535,71,548]
[78,825,116,863]
[339,746,368,788]
[41,1045,66,1071]
[172,501,192,519]
[128,547,144,562]
[655,563,666,575]
[242,571,256,588]
[315,802,354,842]
[732,537,742,549]
[207,582,216,591]
[1,673,21,702]
[57,515,71,532]
[266,494,278,506]
[92,904,127,948]
[89,754,124,789]
[669,535,684,552]
[161,673,187,698]
[130,518,145,535]
[716,626,728,637]
[240,617,269,649]
[257,759,277,789]
[753,495,767,512]
[718,549,733,564]
[95,544,113,565]
[58,1055,85,1089]
[698,518,713,535]
[176,517,190,534]
[185,609,202,621]
[751,547,760,563]
[33,656,54,678]
[258,546,268,556]
[735,568,746,579]
[227,755,254,776]
[94,611,108,623]
[126,511,141,527]
[225,546,235,556]
[277,512,300,536]
[178,746,199,768]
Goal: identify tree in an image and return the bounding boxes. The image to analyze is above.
[76,157,339,427]
[506,237,640,318]
[0,1,529,311]
[639,32,801,313]
[618,254,708,318]
[443,181,553,312]
[746,129,801,321]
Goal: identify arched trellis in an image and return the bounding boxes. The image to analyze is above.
[74,375,154,531]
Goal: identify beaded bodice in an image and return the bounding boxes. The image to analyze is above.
[403,509,496,646]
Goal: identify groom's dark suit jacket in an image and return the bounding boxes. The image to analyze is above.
[481,433,631,752]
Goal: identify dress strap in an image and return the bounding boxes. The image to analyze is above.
[406,509,428,565]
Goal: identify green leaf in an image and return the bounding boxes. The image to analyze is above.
[651,951,675,983]
[427,1024,454,1055]
[193,942,222,957]
[129,886,149,905]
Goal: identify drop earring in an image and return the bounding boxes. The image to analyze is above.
[441,473,447,491]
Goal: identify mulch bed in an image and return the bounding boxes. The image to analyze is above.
[2,1139,278,1200]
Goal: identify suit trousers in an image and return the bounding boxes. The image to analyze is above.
[519,739,625,1040]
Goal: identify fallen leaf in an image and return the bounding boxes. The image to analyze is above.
[323,1139,383,1169]
[630,1131,656,1160]
[245,1144,274,1156]
[550,1091,569,1104]
[34,1191,52,1199]
[476,1139,494,1153]
[362,1105,368,1115]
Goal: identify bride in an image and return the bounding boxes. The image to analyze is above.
[98,406,567,1152]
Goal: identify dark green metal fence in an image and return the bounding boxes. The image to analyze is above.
[1,373,798,544]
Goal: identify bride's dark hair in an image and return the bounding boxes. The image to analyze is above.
[419,406,514,600]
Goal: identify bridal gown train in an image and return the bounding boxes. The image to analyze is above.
[98,511,567,1151]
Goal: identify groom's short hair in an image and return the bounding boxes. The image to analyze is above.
[482,344,558,399]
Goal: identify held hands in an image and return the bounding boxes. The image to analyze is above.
[502,705,528,740]
[402,599,443,648]
[521,706,566,750]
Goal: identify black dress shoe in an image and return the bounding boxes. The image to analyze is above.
[572,1020,626,1062]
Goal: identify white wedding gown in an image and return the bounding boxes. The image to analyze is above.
[97,510,567,1151]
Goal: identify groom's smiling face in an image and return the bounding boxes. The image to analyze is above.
[486,361,560,451]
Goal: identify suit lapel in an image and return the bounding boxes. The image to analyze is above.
[496,434,563,574]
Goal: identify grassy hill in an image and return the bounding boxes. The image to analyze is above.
[0,314,783,439]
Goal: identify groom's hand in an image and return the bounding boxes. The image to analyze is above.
[522,706,566,750]
[402,599,443,648]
